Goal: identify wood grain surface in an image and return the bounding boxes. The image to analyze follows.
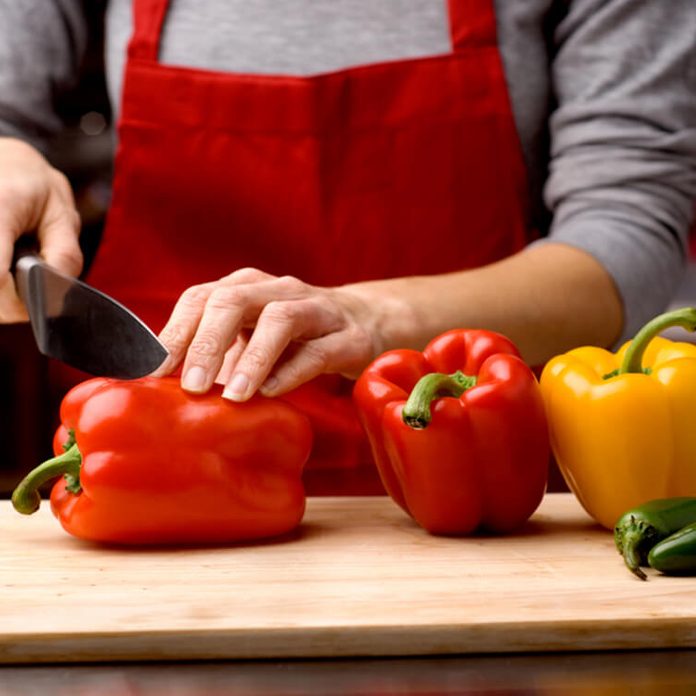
[0,493,694,664]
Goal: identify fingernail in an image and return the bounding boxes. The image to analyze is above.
[223,372,250,401]
[259,376,279,396]
[182,366,207,392]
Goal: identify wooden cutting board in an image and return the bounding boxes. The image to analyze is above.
[1,493,695,664]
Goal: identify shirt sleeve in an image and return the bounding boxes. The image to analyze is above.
[0,0,87,152]
[539,0,696,342]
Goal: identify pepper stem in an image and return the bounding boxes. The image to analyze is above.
[620,307,696,375]
[615,514,660,581]
[402,370,477,429]
[619,529,649,581]
[11,444,82,515]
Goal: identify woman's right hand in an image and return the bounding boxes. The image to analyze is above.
[0,137,82,323]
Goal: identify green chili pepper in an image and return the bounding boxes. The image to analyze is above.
[614,497,696,580]
[647,521,696,576]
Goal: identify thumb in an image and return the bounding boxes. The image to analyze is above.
[0,211,30,322]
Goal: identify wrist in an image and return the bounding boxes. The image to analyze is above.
[338,279,424,356]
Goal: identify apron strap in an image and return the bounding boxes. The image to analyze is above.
[128,0,170,61]
[448,0,498,50]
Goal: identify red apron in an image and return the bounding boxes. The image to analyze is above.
[86,0,532,495]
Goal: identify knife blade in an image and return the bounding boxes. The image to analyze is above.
[14,253,168,379]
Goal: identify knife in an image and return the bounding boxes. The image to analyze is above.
[14,252,168,379]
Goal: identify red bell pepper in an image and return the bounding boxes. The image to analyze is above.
[353,329,549,535]
[12,376,312,544]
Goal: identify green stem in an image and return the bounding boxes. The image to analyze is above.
[620,307,696,375]
[11,444,82,515]
[619,528,649,581]
[402,370,477,429]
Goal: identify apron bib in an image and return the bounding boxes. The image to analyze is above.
[86,0,532,494]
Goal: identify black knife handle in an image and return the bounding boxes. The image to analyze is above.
[10,234,40,274]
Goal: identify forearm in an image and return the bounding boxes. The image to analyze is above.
[343,243,623,366]
[542,0,696,341]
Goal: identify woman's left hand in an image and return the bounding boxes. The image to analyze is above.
[153,268,403,401]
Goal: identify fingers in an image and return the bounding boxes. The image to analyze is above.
[0,141,81,274]
[214,334,249,385]
[0,274,28,323]
[156,268,275,377]
[0,139,81,323]
[221,297,340,401]
[258,327,373,397]
[35,170,83,277]
[178,283,254,394]
[0,203,26,321]
[181,282,333,397]
[153,282,217,376]
[156,270,303,392]
[156,269,378,401]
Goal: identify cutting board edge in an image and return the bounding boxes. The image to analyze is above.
[1,617,694,665]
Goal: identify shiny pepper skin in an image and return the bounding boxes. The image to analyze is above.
[12,377,313,544]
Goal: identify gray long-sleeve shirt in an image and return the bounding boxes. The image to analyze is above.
[1,0,695,341]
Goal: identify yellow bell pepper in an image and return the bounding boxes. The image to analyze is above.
[540,307,696,530]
